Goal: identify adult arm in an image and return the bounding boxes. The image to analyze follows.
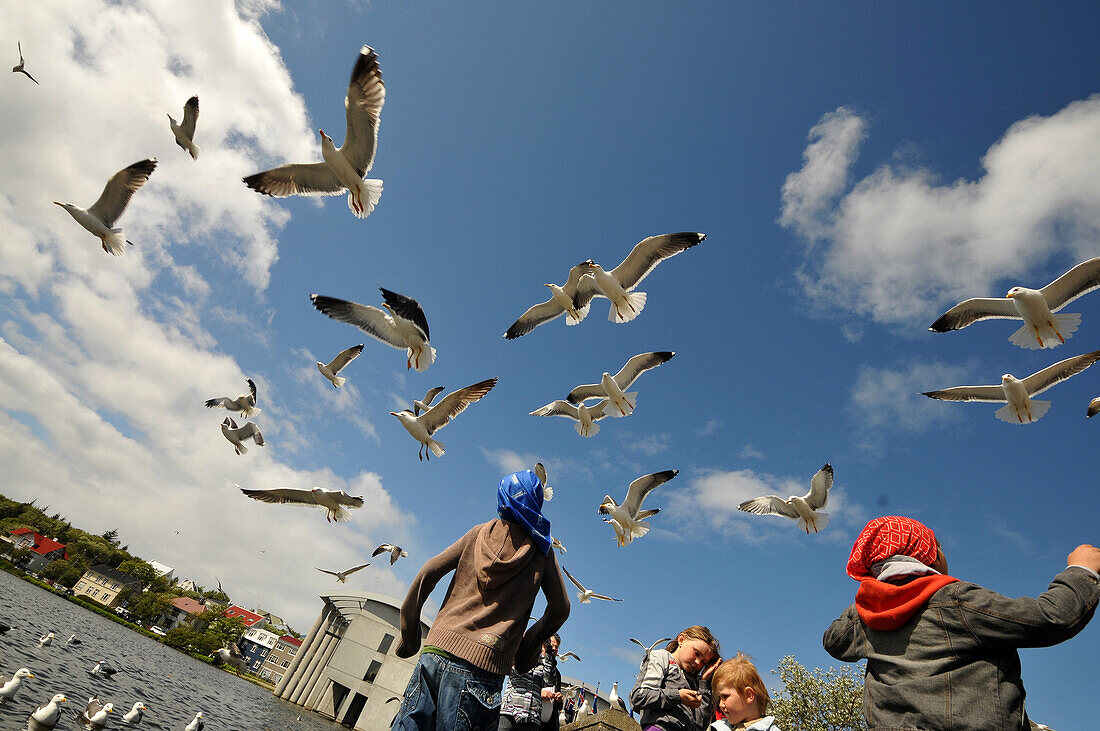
[515,550,571,673]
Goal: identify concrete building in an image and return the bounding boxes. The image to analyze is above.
[260,635,303,685]
[273,591,430,730]
[73,565,141,608]
[240,626,281,674]
[147,560,175,583]
[7,529,67,574]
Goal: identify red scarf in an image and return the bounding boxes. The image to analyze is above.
[854,574,958,630]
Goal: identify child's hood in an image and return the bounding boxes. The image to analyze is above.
[475,518,541,589]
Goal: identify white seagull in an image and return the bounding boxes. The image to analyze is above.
[567,351,675,417]
[121,701,147,725]
[240,486,365,523]
[66,634,81,645]
[529,398,611,438]
[372,543,409,564]
[929,257,1100,349]
[609,682,628,713]
[561,566,623,604]
[311,289,436,372]
[55,158,157,255]
[37,632,54,647]
[630,637,673,662]
[738,463,834,534]
[534,462,553,500]
[922,350,1100,424]
[389,377,498,460]
[412,386,446,416]
[551,536,567,554]
[504,261,598,339]
[205,378,260,419]
[185,711,204,731]
[317,344,364,388]
[1088,397,1100,418]
[211,644,246,675]
[0,667,33,702]
[220,416,264,455]
[315,563,370,583]
[12,42,38,84]
[599,470,678,546]
[558,652,581,662]
[573,233,706,323]
[89,660,119,678]
[243,45,384,218]
[30,694,67,727]
[168,95,200,159]
[82,697,114,728]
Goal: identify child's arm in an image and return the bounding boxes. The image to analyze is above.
[395,524,478,657]
[515,551,571,673]
[629,651,682,711]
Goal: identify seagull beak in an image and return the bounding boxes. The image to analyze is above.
[1005,291,1015,298]
[389,411,399,416]
[53,201,62,206]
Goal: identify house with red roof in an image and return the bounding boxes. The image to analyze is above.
[224,605,265,628]
[157,595,211,632]
[259,635,304,685]
[7,528,68,574]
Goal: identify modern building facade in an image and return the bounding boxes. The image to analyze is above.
[73,565,141,608]
[273,591,429,730]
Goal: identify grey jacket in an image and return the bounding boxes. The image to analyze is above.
[629,648,713,731]
[823,567,1100,731]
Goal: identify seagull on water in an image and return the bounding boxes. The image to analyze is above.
[315,563,370,583]
[599,470,678,546]
[205,378,260,419]
[0,620,15,634]
[240,486,365,523]
[0,667,33,702]
[630,637,673,662]
[561,566,623,604]
[922,350,1100,424]
[220,416,264,455]
[89,660,119,678]
[30,693,67,727]
[37,632,54,647]
[567,351,675,417]
[372,543,409,564]
[529,398,611,438]
[185,711,204,731]
[82,697,114,728]
[120,701,147,725]
[12,42,38,84]
[168,95,200,159]
[312,289,435,372]
[244,45,384,218]
[317,344,364,388]
[739,463,834,533]
[390,378,498,460]
[55,158,157,255]
[1088,397,1100,418]
[66,634,81,645]
[504,261,598,339]
[572,233,706,323]
[929,257,1100,349]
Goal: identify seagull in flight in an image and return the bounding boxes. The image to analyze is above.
[311,289,436,372]
[372,543,409,564]
[929,257,1100,349]
[168,95,200,159]
[211,644,246,675]
[573,233,706,323]
[567,351,675,417]
[561,566,623,604]
[738,463,834,533]
[630,637,673,662]
[533,462,553,500]
[12,42,38,84]
[529,398,611,437]
[244,45,384,218]
[317,344,364,388]
[205,378,260,419]
[390,378,498,460]
[504,261,598,339]
[240,486,365,523]
[412,386,445,415]
[922,350,1100,424]
[315,563,371,583]
[54,159,157,255]
[557,651,581,662]
[1088,397,1100,418]
[599,470,678,546]
[220,416,264,455]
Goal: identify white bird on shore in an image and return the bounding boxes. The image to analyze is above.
[37,632,54,647]
[311,289,436,372]
[82,697,113,728]
[567,351,675,417]
[54,158,157,255]
[389,378,498,460]
[244,45,384,218]
[30,693,67,727]
[922,350,1100,424]
[220,416,264,455]
[372,543,408,564]
[0,667,34,702]
[240,486,365,523]
[168,95,200,159]
[609,682,628,713]
[205,378,260,419]
[599,470,678,546]
[929,258,1100,349]
[121,701,147,725]
[573,233,706,323]
[504,261,598,339]
[13,42,38,84]
[1089,397,1100,418]
[739,463,834,533]
[529,398,610,437]
[185,711,204,731]
[561,566,623,604]
[315,563,370,583]
[317,344,364,388]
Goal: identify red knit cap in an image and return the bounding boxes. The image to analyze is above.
[846,516,938,580]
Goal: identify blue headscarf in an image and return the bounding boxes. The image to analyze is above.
[497,470,552,555]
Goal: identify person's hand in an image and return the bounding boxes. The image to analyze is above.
[701,656,722,682]
[541,688,557,701]
[395,639,418,658]
[678,689,702,708]
[1068,544,1100,573]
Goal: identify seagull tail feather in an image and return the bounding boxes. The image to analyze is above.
[797,512,829,534]
[575,421,600,438]
[332,375,346,388]
[235,443,248,454]
[102,229,127,256]
[566,301,591,325]
[995,400,1050,424]
[189,142,200,160]
[610,392,638,417]
[609,291,646,323]
[427,439,445,458]
[349,179,383,219]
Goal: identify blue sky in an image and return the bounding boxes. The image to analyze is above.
[2,1,1099,726]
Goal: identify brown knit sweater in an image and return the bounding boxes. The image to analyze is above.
[396,519,570,675]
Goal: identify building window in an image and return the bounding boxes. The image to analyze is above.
[377,634,395,654]
[288,646,297,655]
[282,659,290,668]
[363,660,382,683]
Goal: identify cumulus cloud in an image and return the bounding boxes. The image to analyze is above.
[781,97,1100,329]
[738,444,765,460]
[849,359,977,434]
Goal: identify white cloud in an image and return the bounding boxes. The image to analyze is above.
[481,447,541,476]
[695,419,721,436]
[781,97,1100,329]
[622,432,670,457]
[738,444,765,460]
[849,360,976,434]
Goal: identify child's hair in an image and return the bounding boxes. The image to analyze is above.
[665,625,721,661]
[711,653,770,715]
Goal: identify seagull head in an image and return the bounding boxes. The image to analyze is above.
[318,129,334,145]
[1005,287,1020,298]
[104,704,114,713]
[167,113,177,124]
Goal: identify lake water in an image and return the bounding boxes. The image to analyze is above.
[0,569,343,730]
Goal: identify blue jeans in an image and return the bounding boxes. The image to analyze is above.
[392,652,504,731]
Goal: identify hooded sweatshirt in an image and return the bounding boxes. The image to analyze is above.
[397,518,570,675]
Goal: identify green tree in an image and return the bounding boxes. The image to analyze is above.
[101,528,120,546]
[117,558,159,589]
[770,656,867,731]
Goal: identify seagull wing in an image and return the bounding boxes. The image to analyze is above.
[237,422,263,443]
[88,158,157,227]
[315,567,341,578]
[1088,397,1100,418]
[243,163,344,197]
[608,233,706,291]
[622,470,678,516]
[1039,257,1100,310]
[803,463,833,511]
[611,351,675,390]
[587,399,611,421]
[205,397,232,409]
[85,698,105,717]
[342,563,371,577]
[738,495,800,519]
[921,385,1005,403]
[419,378,498,435]
[559,652,581,661]
[534,462,547,487]
[247,378,258,404]
[379,288,429,341]
[565,381,605,405]
[241,487,317,505]
[504,298,566,339]
[591,592,623,602]
[181,96,199,139]
[928,297,1019,332]
[340,46,385,177]
[330,490,366,508]
[1022,350,1100,396]
[372,544,396,557]
[420,386,445,409]
[560,566,587,593]
[328,344,365,374]
[530,400,581,419]
[311,294,406,348]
